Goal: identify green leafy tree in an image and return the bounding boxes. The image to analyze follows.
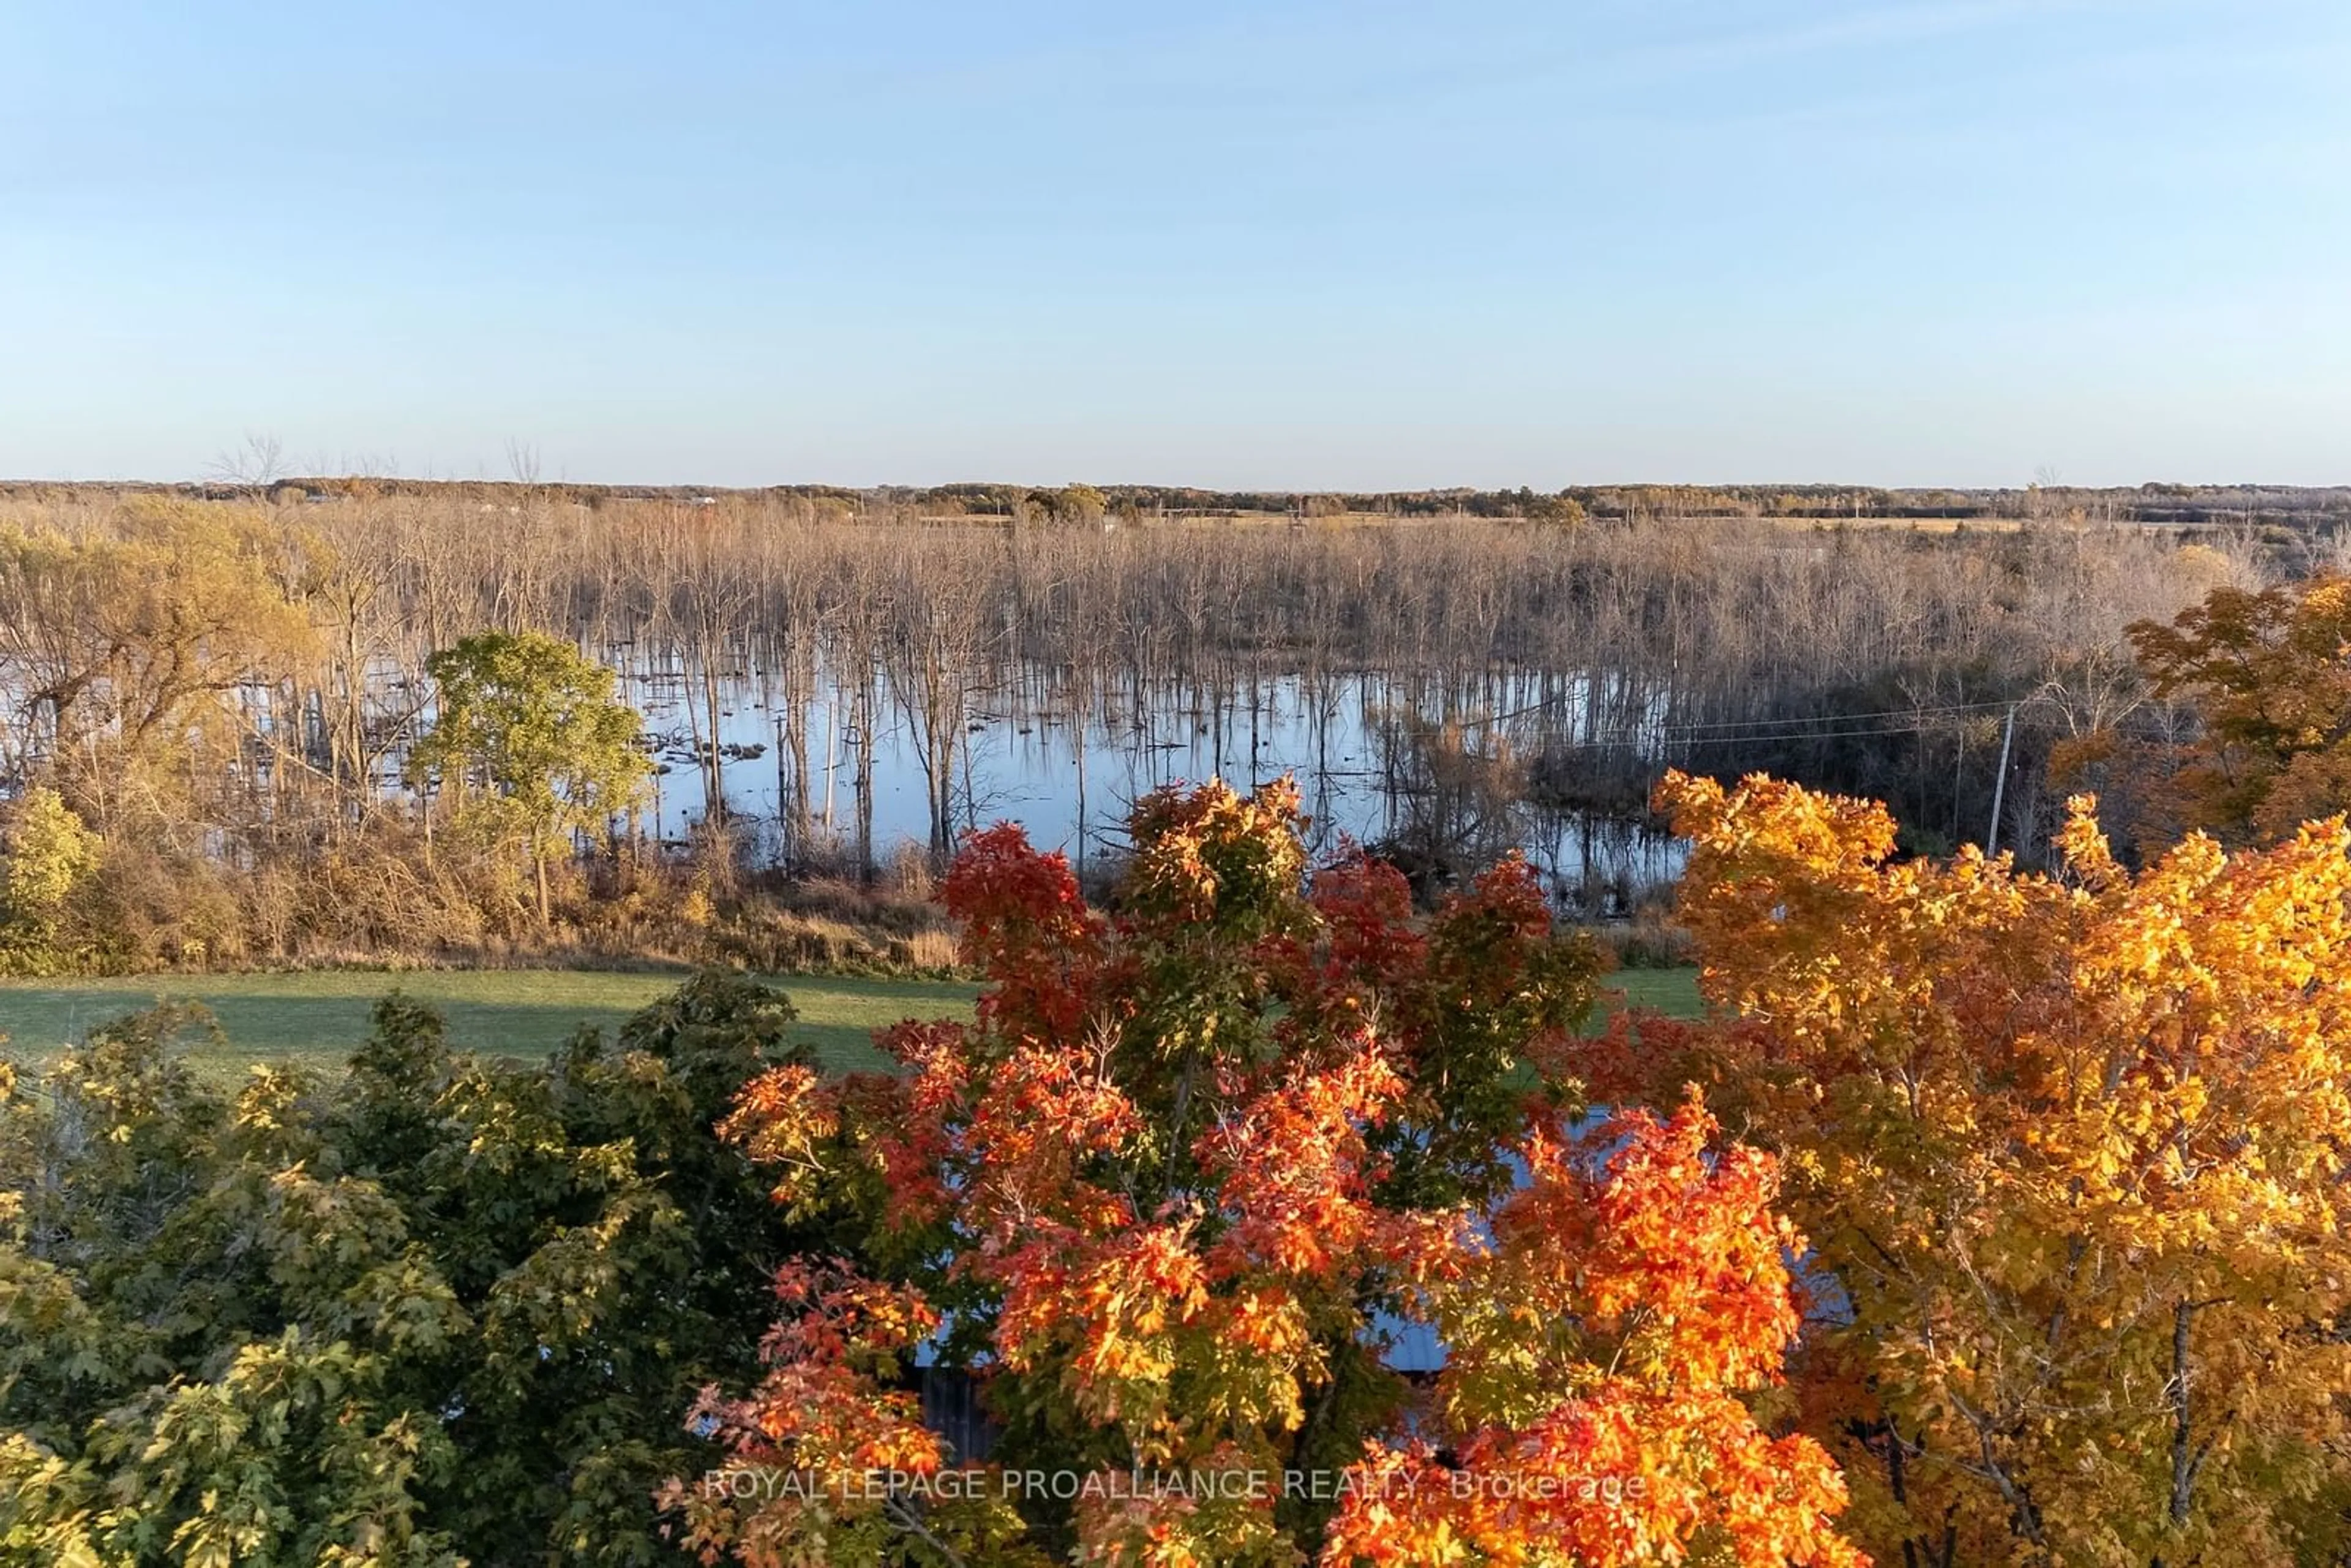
[406,631,650,923]
[0,973,824,1567]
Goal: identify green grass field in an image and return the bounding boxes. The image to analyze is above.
[1603,966,1703,1019]
[0,969,982,1079]
[0,964,1703,1082]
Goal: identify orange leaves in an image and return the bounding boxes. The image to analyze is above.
[945,822,1108,1044]
[2128,574,2351,842]
[958,1043,1144,1243]
[1199,1038,1401,1281]
[1331,1105,1856,1568]
[2055,792,2125,891]
[1657,769,2061,1090]
[765,1258,940,1369]
[672,1262,954,1562]
[983,1039,1407,1452]
[863,1020,1148,1243]
[683,778,1857,1568]
[1207,1281,1312,1360]
[1411,1099,1808,1406]
[1518,1097,1804,1391]
[1658,770,1900,885]
[999,1223,1210,1435]
[716,1063,838,1210]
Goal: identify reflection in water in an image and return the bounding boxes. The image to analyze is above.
[612,662,1685,914]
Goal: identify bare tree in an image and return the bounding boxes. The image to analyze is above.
[209,432,289,488]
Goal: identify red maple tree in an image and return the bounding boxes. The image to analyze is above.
[664,778,1859,1567]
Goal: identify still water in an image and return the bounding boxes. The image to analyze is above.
[618,663,1685,913]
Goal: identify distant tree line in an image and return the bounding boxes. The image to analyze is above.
[9,476,2348,537]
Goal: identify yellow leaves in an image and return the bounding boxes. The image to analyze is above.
[1658,770,1902,878]
[1120,775,1313,940]
[718,1064,842,1212]
[0,508,320,797]
[1633,768,2351,1568]
[2057,794,2125,891]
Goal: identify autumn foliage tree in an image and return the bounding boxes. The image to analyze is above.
[0,786,100,973]
[2125,574,2351,844]
[667,778,1861,1567]
[1599,770,2351,1568]
[0,503,320,827]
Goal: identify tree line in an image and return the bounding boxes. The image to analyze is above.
[24,474,2349,530]
[0,482,2306,971]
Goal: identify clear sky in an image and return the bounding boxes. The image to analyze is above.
[4,1,2346,489]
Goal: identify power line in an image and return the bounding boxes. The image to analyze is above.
[1465,694,2021,741]
[1645,698,2017,737]
[1670,719,1992,745]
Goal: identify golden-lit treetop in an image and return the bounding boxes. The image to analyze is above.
[1609,769,2351,1568]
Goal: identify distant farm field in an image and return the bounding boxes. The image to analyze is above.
[0,964,1702,1082]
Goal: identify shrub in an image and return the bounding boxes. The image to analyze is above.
[0,787,100,974]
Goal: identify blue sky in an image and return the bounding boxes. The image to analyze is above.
[4,1,2346,488]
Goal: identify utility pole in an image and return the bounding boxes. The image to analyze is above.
[1985,703,2018,855]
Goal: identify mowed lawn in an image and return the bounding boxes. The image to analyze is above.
[0,965,1703,1083]
[0,969,981,1080]
[1603,966,1703,1019]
